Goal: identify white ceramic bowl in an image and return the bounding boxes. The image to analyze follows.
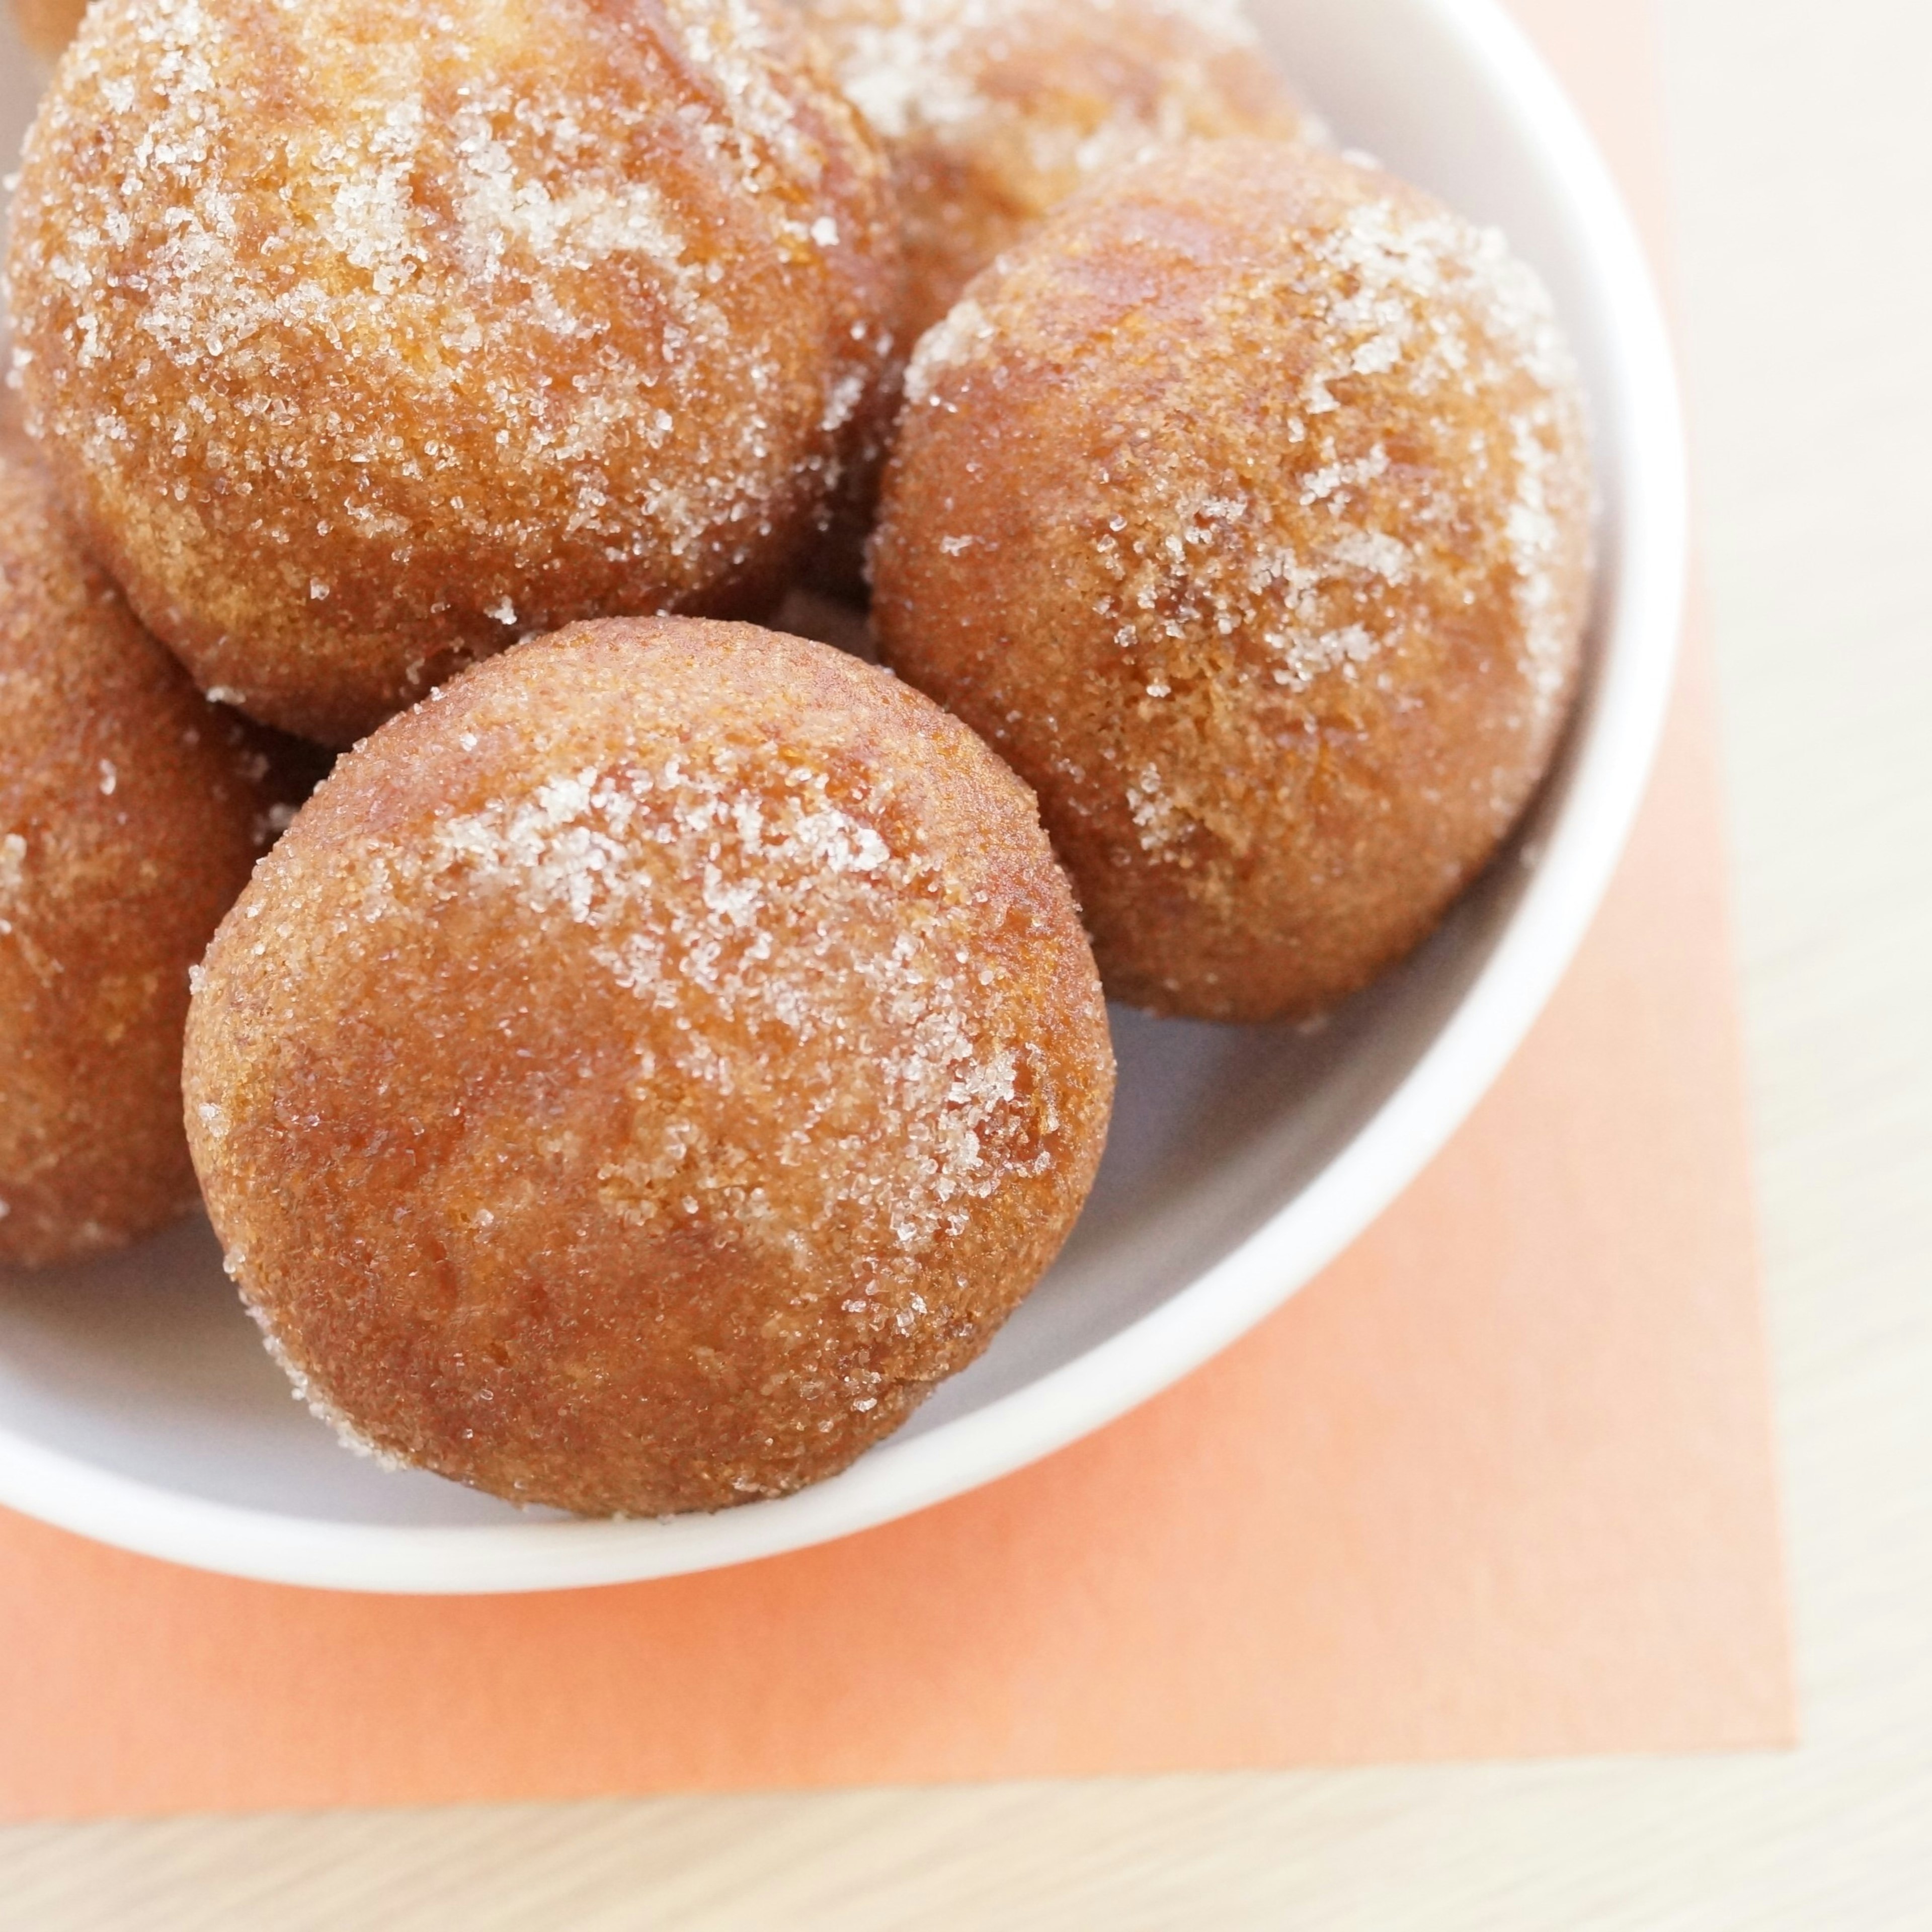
[0,0,1685,1593]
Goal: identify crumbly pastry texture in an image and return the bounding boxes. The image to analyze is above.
[872,139,1594,1022]
[0,434,284,1268]
[184,617,1113,1516]
[6,0,901,744]
[800,0,1317,344]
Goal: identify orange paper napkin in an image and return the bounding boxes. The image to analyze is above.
[0,0,1792,1822]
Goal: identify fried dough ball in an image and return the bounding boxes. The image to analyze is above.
[10,0,89,58]
[872,141,1593,1022]
[8,0,901,747]
[0,436,290,1268]
[184,617,1114,1517]
[800,0,1318,346]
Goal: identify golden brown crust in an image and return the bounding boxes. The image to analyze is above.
[0,435,282,1267]
[10,0,89,58]
[871,140,1594,1023]
[8,0,902,745]
[800,0,1317,346]
[184,616,1113,1516]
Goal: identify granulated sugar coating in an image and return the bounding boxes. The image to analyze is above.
[0,435,289,1268]
[799,0,1316,345]
[7,0,902,746]
[872,140,1593,1023]
[184,617,1113,1516]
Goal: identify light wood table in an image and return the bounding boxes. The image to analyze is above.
[5,0,1929,1921]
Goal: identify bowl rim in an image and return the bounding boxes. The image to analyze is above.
[0,0,1687,1593]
